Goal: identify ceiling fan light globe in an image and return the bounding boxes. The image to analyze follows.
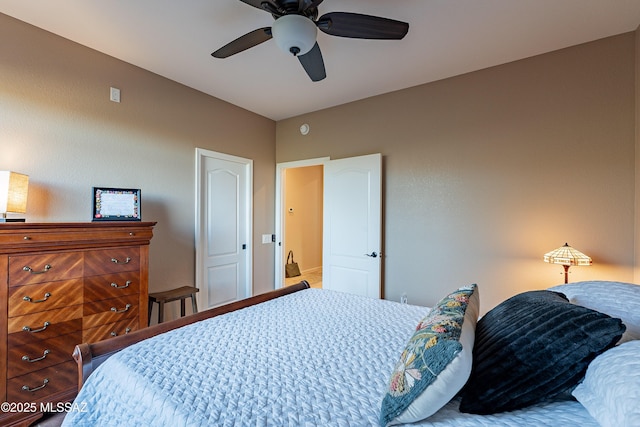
[272,14,317,56]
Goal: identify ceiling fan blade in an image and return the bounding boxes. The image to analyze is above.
[212,27,272,58]
[316,12,409,40]
[298,42,326,82]
[238,0,271,11]
[238,0,289,17]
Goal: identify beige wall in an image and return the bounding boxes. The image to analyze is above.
[284,166,323,272]
[277,33,636,313]
[0,14,277,318]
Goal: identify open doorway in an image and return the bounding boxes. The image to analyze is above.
[275,157,328,289]
[283,165,324,288]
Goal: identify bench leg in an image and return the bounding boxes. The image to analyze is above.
[191,295,198,314]
[148,299,153,325]
[180,298,186,317]
[158,301,165,324]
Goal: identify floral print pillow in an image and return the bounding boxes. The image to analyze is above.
[380,284,478,426]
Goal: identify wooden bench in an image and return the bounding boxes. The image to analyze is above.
[148,286,199,324]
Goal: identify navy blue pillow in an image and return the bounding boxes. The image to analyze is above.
[459,290,625,414]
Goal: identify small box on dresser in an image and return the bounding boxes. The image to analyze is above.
[0,222,155,427]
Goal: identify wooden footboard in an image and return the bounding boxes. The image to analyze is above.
[72,281,310,390]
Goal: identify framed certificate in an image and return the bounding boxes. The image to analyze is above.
[92,187,141,221]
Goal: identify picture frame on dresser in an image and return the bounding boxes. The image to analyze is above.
[92,187,141,222]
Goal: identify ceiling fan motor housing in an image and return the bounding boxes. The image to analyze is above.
[272,14,317,56]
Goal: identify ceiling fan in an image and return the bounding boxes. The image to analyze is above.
[212,0,409,82]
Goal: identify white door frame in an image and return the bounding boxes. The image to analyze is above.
[195,148,253,306]
[274,157,329,289]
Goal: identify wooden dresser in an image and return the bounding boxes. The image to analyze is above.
[0,222,155,427]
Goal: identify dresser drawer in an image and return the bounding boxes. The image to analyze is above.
[84,247,140,275]
[83,294,139,329]
[0,227,153,247]
[7,332,81,379]
[8,305,83,335]
[83,318,138,343]
[6,360,77,403]
[84,272,140,302]
[8,318,83,348]
[8,252,84,286]
[8,279,83,317]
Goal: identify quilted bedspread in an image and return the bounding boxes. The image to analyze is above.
[62,288,598,426]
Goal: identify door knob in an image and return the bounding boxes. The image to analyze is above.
[365,252,378,258]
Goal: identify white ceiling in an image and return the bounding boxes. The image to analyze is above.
[2,1,640,121]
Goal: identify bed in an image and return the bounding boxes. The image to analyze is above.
[62,280,640,426]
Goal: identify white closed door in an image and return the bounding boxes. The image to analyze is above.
[196,149,252,309]
[323,153,381,298]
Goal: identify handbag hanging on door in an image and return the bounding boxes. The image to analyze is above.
[285,250,301,278]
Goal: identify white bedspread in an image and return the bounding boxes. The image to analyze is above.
[62,288,598,426]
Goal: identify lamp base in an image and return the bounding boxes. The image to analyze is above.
[0,218,26,223]
[563,264,570,284]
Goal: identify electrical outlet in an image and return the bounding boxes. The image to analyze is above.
[261,234,271,244]
[400,293,408,304]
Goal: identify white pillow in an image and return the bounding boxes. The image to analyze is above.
[548,281,640,343]
[572,341,640,427]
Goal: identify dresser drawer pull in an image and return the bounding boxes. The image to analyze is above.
[110,327,132,337]
[23,321,51,333]
[111,257,131,264]
[22,349,51,363]
[22,378,49,392]
[22,264,52,274]
[110,281,132,289]
[111,304,132,313]
[23,292,52,303]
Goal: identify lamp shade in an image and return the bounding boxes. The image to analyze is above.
[0,171,29,214]
[543,243,592,266]
[272,14,317,56]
